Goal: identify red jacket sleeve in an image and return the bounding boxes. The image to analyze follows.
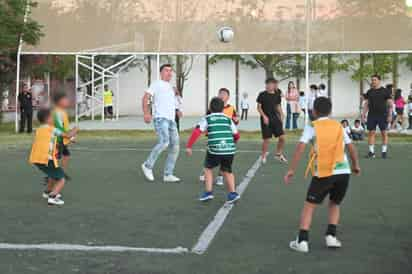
[186,127,202,148]
[233,132,240,143]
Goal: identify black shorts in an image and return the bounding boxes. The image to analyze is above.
[35,160,65,180]
[260,116,284,139]
[306,174,350,205]
[104,106,113,115]
[57,143,71,159]
[367,115,388,131]
[204,152,234,173]
[396,108,404,115]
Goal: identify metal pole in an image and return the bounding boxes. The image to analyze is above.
[102,70,105,122]
[15,52,21,133]
[75,55,79,124]
[305,52,310,125]
[91,55,95,120]
[46,72,50,106]
[116,75,120,120]
[157,53,160,80]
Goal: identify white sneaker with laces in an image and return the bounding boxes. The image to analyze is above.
[215,176,224,186]
[275,153,288,163]
[163,175,181,183]
[42,192,61,199]
[325,235,342,248]
[289,238,309,253]
[141,163,154,181]
[48,197,64,206]
[199,174,205,182]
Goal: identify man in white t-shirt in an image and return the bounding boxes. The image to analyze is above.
[141,64,180,183]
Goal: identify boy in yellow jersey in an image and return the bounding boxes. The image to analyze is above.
[284,97,361,253]
[103,85,114,120]
[52,93,73,178]
[30,109,78,206]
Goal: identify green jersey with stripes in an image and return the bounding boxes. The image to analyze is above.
[198,113,238,155]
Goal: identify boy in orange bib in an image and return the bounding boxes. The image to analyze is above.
[284,97,360,253]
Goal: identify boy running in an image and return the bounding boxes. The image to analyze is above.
[186,97,240,204]
[52,93,73,177]
[29,109,78,206]
[284,97,360,253]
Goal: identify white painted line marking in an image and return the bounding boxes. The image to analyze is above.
[71,147,261,154]
[191,156,262,255]
[0,243,188,254]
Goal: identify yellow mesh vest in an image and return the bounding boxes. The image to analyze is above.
[103,90,113,106]
[305,119,344,178]
[29,126,59,167]
[223,105,235,118]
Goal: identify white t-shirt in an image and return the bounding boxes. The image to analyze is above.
[147,80,176,121]
[299,118,352,175]
[240,98,249,109]
[317,89,328,98]
[351,125,364,133]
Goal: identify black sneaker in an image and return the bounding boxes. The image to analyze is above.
[382,152,387,159]
[366,152,376,159]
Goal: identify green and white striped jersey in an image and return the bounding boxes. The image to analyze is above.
[198,113,238,155]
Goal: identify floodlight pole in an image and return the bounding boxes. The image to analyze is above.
[75,55,79,124]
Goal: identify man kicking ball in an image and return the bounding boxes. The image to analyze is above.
[141,64,180,183]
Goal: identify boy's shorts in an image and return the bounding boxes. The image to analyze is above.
[204,152,234,173]
[57,143,70,159]
[35,160,65,180]
[306,174,350,205]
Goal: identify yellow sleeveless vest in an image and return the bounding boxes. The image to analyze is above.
[305,119,344,178]
[223,105,235,118]
[29,126,59,167]
[103,90,113,106]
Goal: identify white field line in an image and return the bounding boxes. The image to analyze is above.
[0,243,188,254]
[191,156,262,255]
[71,146,261,154]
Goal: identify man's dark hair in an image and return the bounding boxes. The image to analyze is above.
[319,83,326,90]
[37,108,51,124]
[265,77,278,84]
[160,63,172,72]
[219,88,230,96]
[209,97,224,113]
[313,97,332,117]
[310,84,318,90]
[371,74,381,80]
[53,92,68,104]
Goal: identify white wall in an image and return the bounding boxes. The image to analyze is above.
[113,55,412,118]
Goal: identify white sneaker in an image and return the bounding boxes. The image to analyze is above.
[325,235,342,248]
[215,176,224,186]
[141,163,154,181]
[289,238,309,253]
[275,153,288,163]
[163,175,181,183]
[42,192,61,199]
[261,156,267,164]
[199,175,205,182]
[48,197,64,206]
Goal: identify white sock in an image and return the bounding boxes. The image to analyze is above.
[369,145,375,153]
[382,145,387,153]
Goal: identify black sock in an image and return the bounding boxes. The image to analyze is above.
[326,224,337,236]
[298,230,309,242]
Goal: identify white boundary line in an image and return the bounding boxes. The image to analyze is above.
[0,243,188,254]
[70,147,262,154]
[191,156,262,255]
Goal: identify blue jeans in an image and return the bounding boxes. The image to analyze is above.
[144,118,179,176]
[285,104,299,129]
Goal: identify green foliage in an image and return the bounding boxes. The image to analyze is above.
[309,54,347,79]
[401,53,412,72]
[346,54,394,83]
[161,55,194,94]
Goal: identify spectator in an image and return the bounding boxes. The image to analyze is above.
[18,84,33,133]
[240,92,249,120]
[394,88,406,130]
[299,91,306,122]
[307,85,318,121]
[341,119,352,139]
[351,119,365,141]
[318,83,328,98]
[285,81,299,130]
[408,96,412,130]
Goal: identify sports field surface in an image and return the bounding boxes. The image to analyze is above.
[0,134,411,274]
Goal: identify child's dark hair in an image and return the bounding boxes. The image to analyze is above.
[37,108,51,124]
[299,91,305,96]
[313,97,332,117]
[219,88,230,96]
[310,84,318,90]
[354,119,361,124]
[53,92,68,104]
[341,119,349,125]
[209,97,224,113]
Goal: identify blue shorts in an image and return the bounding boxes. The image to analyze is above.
[367,115,388,131]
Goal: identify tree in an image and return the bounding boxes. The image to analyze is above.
[161,55,194,95]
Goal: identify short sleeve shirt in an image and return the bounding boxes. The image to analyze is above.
[365,87,392,116]
[147,80,176,121]
[256,90,282,119]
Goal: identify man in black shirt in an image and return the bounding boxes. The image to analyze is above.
[256,78,287,164]
[18,84,33,133]
[361,75,393,159]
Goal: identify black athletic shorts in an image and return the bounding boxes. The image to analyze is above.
[306,174,350,205]
[57,143,71,159]
[367,115,388,131]
[396,107,404,115]
[204,152,234,173]
[260,116,284,139]
[35,160,65,180]
[104,106,113,115]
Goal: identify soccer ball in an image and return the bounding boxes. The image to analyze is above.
[217,26,234,43]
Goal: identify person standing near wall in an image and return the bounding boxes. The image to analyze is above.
[362,74,393,159]
[240,92,249,120]
[285,81,300,130]
[174,87,183,131]
[307,85,318,121]
[103,85,114,120]
[141,64,180,183]
[18,84,33,133]
[318,83,328,98]
[257,78,287,164]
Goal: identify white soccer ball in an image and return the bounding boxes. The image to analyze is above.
[217,26,234,43]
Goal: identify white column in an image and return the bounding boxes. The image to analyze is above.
[15,52,21,133]
[75,55,79,124]
[305,52,310,125]
[156,53,160,80]
[91,55,95,120]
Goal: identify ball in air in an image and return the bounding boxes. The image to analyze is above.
[217,26,234,43]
